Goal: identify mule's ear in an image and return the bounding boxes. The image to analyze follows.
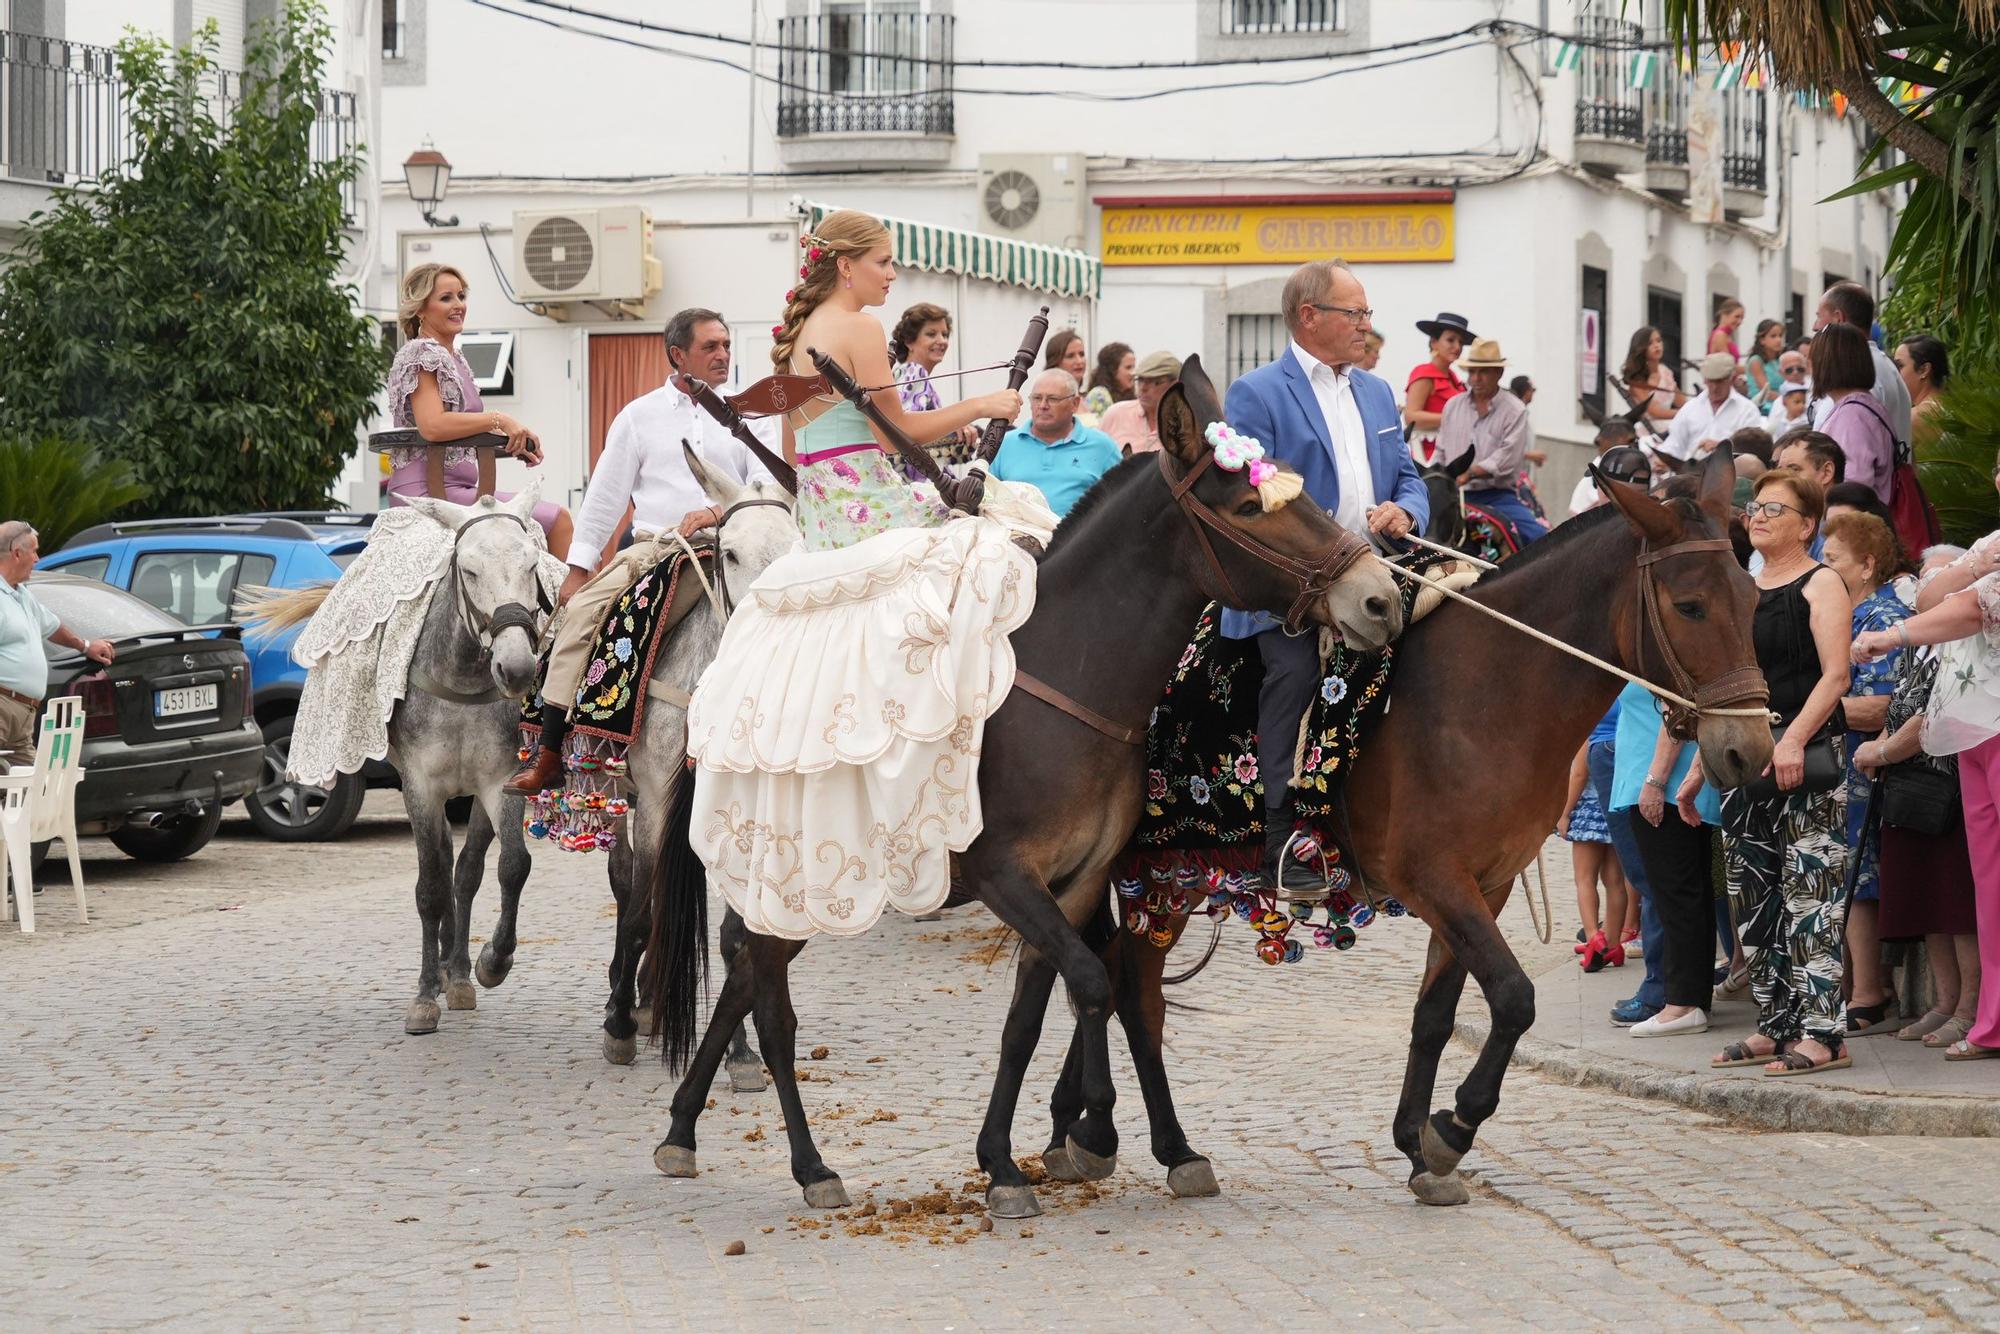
[503,476,543,522]
[1597,468,1681,546]
[1696,446,1737,520]
[683,439,745,510]
[1178,354,1216,407]
[1156,382,1204,467]
[401,494,471,531]
[1447,445,1476,480]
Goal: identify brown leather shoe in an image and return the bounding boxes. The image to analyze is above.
[506,748,564,795]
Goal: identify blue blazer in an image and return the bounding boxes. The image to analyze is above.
[1217,351,1429,639]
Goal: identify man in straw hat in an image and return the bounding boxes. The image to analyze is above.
[1660,352,1763,467]
[1437,336,1547,543]
[1222,259,1427,897]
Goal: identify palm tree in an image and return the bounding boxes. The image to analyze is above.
[0,437,148,550]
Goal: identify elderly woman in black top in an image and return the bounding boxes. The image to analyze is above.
[1701,467,1854,1076]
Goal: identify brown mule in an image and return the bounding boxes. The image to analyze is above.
[1037,447,1773,1206]
[638,356,1408,1218]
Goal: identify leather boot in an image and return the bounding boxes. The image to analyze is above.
[506,747,564,796]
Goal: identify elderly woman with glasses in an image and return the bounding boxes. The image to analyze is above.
[1694,468,1854,1075]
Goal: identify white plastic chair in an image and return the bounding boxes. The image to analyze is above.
[0,696,88,933]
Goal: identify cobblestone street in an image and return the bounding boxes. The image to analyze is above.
[6,795,2000,1331]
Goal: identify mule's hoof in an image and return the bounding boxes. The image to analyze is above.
[727,1062,768,1094]
[1421,1113,1470,1179]
[1167,1158,1220,1198]
[1040,1146,1085,1182]
[1409,1171,1471,1207]
[445,979,477,1011]
[1062,1135,1117,1182]
[475,947,513,989]
[986,1184,1042,1219]
[404,999,440,1035]
[603,1032,637,1066]
[802,1177,850,1210]
[653,1142,698,1178]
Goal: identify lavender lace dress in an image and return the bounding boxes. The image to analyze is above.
[385,337,562,536]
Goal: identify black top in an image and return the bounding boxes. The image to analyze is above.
[1752,564,1824,723]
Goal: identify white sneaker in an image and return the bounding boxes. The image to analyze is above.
[1629,1008,1709,1038]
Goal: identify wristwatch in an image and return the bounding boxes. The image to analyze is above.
[1642,775,1668,790]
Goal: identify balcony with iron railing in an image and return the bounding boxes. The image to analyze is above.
[1571,14,1646,176]
[1643,73,1691,196]
[776,10,954,168]
[0,28,361,226]
[1720,85,1767,216]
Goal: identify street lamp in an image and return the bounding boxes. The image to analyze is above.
[403,141,457,227]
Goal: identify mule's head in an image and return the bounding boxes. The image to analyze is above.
[683,442,797,617]
[1419,446,1474,547]
[1157,356,1402,652]
[403,484,550,698]
[1596,448,1772,789]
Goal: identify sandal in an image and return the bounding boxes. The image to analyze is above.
[1847,1001,1896,1036]
[1764,1041,1851,1077]
[1943,1038,2000,1062]
[1718,966,1751,998]
[1923,1016,1973,1049]
[1712,1039,1784,1069]
[1897,1010,1954,1042]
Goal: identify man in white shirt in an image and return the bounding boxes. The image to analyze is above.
[1657,353,1764,465]
[509,308,779,793]
[1808,281,1912,441]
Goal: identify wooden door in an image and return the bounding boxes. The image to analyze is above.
[586,332,670,565]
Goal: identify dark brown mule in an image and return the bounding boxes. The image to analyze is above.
[639,356,1406,1218]
[1035,448,1773,1207]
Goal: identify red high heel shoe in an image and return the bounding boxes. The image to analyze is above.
[1580,931,1627,973]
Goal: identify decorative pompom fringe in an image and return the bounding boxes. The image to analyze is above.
[1256,468,1305,513]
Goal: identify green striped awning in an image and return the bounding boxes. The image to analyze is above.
[799,199,1101,301]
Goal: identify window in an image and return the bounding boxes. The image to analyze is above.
[825,1,923,97]
[27,578,182,640]
[1646,287,1684,384]
[1225,0,1338,33]
[1580,265,1608,416]
[129,552,274,626]
[45,556,111,582]
[1226,313,1288,387]
[776,4,954,140]
[383,0,405,59]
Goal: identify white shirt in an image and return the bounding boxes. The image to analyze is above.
[568,378,780,568]
[1658,389,1765,462]
[1810,343,1912,442]
[1289,340,1372,537]
[1568,474,1601,518]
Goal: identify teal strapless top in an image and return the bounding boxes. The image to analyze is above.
[794,400,874,456]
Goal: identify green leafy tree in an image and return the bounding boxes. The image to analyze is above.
[0,437,149,549]
[0,3,383,517]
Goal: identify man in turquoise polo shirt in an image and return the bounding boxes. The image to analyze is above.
[991,368,1123,518]
[0,521,115,768]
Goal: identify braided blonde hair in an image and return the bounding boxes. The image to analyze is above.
[770,209,891,372]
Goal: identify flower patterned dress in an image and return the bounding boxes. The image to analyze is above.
[1924,530,2000,755]
[792,398,949,552]
[1844,586,1909,902]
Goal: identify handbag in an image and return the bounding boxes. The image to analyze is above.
[1741,722,1842,802]
[1881,761,1959,834]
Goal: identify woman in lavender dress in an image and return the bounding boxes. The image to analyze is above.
[386,264,573,559]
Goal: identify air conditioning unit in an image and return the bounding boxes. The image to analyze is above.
[976,154,1087,251]
[511,206,662,304]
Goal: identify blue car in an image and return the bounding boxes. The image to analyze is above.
[42,513,387,841]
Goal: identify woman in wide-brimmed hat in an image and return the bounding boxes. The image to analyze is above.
[1404,311,1476,465]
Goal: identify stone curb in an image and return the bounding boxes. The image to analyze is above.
[1455,1017,2000,1138]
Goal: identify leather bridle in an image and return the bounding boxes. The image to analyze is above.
[706,496,792,619]
[1635,535,1770,739]
[410,510,553,706]
[1158,449,1374,635]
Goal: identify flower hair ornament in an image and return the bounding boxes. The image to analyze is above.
[797,232,829,279]
[1204,421,1303,511]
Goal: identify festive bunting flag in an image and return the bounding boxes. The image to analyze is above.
[1630,50,1658,89]
[1714,61,1740,91]
[1744,64,1764,89]
[1830,90,1849,118]
[1553,40,1582,71]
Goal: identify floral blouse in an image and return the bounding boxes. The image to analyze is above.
[385,337,484,469]
[1923,530,2000,756]
[895,359,941,413]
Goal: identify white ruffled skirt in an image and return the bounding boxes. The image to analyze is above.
[687,477,1054,939]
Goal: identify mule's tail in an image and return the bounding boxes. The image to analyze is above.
[237,582,334,642]
[640,766,708,1074]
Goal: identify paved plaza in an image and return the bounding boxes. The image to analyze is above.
[6,795,2000,1331]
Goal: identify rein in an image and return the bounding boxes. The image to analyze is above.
[702,496,793,620]
[1379,533,1773,730]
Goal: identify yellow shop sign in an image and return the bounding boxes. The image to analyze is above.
[1097,193,1454,267]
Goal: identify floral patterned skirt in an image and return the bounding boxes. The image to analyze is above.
[796,447,950,552]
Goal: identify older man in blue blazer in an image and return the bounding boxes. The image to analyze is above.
[1221,259,1428,894]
